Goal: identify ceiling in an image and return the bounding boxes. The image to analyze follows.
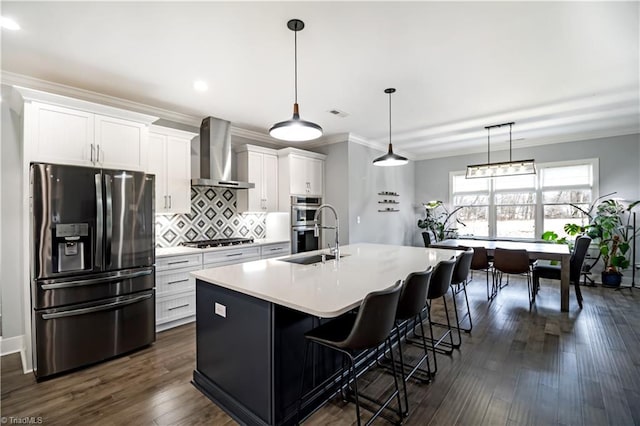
[2,1,638,159]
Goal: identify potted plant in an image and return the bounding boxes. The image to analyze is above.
[585,199,639,286]
[417,200,464,244]
[540,195,639,286]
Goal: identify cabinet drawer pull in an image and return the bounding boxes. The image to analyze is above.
[167,279,189,285]
[167,260,190,265]
[269,248,283,251]
[226,253,243,257]
[168,304,190,311]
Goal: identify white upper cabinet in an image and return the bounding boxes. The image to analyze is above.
[94,115,149,171]
[288,155,323,196]
[278,148,326,201]
[28,102,95,166]
[148,125,195,214]
[14,86,157,171]
[236,145,279,212]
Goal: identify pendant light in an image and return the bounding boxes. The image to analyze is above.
[466,122,536,178]
[269,19,323,142]
[373,88,408,167]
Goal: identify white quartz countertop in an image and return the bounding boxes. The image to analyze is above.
[191,243,462,318]
[156,239,290,258]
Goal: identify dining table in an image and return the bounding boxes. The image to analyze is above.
[430,238,572,312]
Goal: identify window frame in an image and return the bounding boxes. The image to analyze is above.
[449,158,599,240]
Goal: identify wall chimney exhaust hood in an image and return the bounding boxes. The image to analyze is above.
[191,116,255,189]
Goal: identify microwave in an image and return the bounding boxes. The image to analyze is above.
[290,196,322,227]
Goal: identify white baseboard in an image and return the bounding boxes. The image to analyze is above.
[1,335,31,374]
[1,334,24,356]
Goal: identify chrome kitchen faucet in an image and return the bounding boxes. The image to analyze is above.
[313,204,340,260]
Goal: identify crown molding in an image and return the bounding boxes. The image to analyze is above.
[229,126,285,145]
[1,71,202,126]
[346,133,416,161]
[413,127,640,161]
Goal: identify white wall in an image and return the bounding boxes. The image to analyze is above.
[1,84,25,340]
[314,141,350,244]
[348,142,416,246]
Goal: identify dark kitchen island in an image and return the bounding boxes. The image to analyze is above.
[191,243,461,425]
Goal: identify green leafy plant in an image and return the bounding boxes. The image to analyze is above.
[540,194,639,274]
[585,199,640,273]
[417,200,465,242]
[543,196,639,274]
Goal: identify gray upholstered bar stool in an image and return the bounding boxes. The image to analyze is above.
[298,281,404,426]
[409,257,457,374]
[380,267,434,417]
[430,248,475,339]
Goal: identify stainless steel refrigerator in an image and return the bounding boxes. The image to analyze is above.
[30,163,156,379]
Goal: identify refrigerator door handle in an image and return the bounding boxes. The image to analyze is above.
[41,293,153,320]
[95,173,103,269]
[105,174,113,267]
[40,269,153,290]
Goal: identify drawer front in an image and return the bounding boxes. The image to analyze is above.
[156,270,195,296]
[261,243,291,259]
[203,246,261,267]
[156,292,195,324]
[156,253,202,272]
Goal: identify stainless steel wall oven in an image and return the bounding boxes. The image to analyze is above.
[290,196,321,253]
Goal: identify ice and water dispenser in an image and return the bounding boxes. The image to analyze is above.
[54,223,91,273]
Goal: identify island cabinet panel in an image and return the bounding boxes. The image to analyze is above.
[195,280,273,425]
[194,280,343,426]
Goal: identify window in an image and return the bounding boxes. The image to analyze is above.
[450,159,598,240]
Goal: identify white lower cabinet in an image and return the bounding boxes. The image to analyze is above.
[203,246,261,268]
[260,242,291,259]
[155,253,202,332]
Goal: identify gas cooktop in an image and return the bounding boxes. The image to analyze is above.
[180,237,255,249]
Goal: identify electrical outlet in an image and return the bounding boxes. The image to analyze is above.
[214,302,226,318]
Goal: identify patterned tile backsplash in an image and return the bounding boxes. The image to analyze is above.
[155,187,266,248]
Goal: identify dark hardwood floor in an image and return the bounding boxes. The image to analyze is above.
[3,277,640,425]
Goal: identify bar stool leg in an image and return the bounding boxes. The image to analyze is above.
[461,280,473,332]
[394,325,409,417]
[416,312,433,380]
[346,353,362,426]
[426,304,439,374]
[385,338,405,423]
[297,340,311,425]
[448,287,463,346]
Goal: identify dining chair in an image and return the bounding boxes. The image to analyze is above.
[493,248,534,308]
[470,246,495,300]
[532,235,592,308]
[298,281,404,426]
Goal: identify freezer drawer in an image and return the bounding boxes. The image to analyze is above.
[34,267,155,310]
[33,290,155,379]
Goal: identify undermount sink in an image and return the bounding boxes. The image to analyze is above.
[279,253,348,265]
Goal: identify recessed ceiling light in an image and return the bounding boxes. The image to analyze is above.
[1,16,21,31]
[193,80,208,92]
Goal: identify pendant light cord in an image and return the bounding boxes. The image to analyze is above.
[487,127,491,164]
[388,91,392,146]
[509,122,513,162]
[294,28,298,104]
